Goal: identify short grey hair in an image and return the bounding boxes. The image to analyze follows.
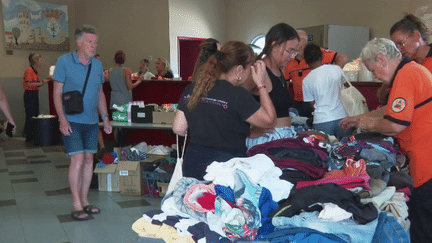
[75,24,97,40]
[360,38,402,63]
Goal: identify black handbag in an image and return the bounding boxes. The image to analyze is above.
[62,63,92,115]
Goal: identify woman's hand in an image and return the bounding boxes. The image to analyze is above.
[340,114,363,131]
[251,60,267,87]
[357,115,379,132]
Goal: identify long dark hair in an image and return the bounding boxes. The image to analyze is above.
[258,23,299,59]
[187,41,255,110]
[390,13,429,43]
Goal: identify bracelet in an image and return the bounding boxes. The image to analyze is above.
[101,113,108,120]
[258,85,266,90]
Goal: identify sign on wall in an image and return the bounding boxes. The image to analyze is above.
[2,0,69,51]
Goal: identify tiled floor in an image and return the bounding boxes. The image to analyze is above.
[0,138,162,243]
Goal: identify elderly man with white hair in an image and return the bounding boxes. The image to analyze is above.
[340,37,432,243]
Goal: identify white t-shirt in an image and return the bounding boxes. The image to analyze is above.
[303,64,347,124]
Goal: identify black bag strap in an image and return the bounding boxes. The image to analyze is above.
[81,62,92,96]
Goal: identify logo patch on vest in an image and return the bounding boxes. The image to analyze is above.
[392,98,406,113]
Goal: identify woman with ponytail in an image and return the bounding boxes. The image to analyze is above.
[246,23,300,150]
[189,38,221,81]
[172,41,277,180]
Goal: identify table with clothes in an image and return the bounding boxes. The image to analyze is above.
[132,132,411,243]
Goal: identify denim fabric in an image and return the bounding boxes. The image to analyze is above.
[272,211,377,243]
[313,118,353,138]
[408,178,432,243]
[361,148,396,183]
[183,143,245,180]
[257,225,351,243]
[371,212,410,243]
[23,90,39,141]
[62,122,98,156]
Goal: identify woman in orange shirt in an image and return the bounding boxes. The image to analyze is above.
[23,53,51,143]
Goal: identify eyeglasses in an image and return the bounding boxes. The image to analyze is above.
[394,35,411,49]
[285,48,298,57]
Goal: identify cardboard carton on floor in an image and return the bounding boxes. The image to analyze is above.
[93,164,120,192]
[118,161,143,196]
[117,155,169,196]
[157,182,169,197]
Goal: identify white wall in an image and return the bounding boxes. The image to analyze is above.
[168,0,226,78]
[0,0,76,136]
[224,0,413,46]
[74,0,169,75]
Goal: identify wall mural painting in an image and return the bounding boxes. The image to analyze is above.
[2,0,69,51]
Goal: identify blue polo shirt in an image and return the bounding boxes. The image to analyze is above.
[53,51,104,124]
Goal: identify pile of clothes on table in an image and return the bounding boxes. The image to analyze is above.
[132,132,411,243]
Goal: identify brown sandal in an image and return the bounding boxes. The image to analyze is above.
[71,210,89,221]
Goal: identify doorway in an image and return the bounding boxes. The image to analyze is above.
[178,37,206,80]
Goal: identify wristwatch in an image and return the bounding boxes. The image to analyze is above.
[101,113,108,120]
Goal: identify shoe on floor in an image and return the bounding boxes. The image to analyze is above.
[71,210,89,221]
[83,205,101,214]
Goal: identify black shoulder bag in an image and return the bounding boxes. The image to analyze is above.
[62,62,92,115]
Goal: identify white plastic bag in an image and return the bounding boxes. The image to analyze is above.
[166,133,187,195]
[340,72,369,117]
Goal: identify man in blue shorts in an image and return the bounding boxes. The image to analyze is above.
[53,25,112,221]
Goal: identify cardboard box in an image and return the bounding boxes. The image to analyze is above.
[152,111,175,124]
[93,164,120,192]
[117,155,168,196]
[118,161,144,196]
[143,171,171,197]
[131,105,154,123]
[157,182,169,197]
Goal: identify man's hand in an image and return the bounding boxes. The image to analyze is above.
[103,118,112,134]
[59,119,72,136]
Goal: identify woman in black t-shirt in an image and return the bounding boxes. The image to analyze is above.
[246,23,300,150]
[172,41,277,180]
